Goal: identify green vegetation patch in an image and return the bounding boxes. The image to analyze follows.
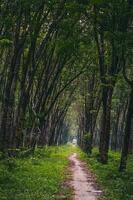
[0,145,73,200]
[79,148,133,200]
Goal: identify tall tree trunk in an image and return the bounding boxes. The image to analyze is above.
[0,45,23,152]
[99,87,113,163]
[119,87,133,172]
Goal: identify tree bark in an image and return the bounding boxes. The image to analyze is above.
[119,87,133,171]
[99,87,113,163]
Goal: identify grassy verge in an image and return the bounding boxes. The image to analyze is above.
[0,145,74,200]
[79,148,133,200]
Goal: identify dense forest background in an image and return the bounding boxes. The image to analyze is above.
[0,0,133,172]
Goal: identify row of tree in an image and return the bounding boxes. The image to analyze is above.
[0,0,85,152]
[76,0,133,172]
[0,0,132,172]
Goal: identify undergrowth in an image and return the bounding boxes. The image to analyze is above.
[1,145,132,200]
[0,145,73,200]
[79,148,133,200]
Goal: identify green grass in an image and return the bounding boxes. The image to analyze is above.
[79,148,133,200]
[0,145,74,200]
[1,145,132,200]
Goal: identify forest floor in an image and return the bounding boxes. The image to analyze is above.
[0,146,72,200]
[0,145,132,200]
[79,148,133,200]
[68,152,102,200]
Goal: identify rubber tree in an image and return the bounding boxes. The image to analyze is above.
[119,62,133,171]
[92,0,132,163]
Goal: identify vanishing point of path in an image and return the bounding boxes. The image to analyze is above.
[69,153,102,200]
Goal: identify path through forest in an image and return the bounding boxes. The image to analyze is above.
[69,153,102,200]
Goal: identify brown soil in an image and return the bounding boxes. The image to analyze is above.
[69,153,102,200]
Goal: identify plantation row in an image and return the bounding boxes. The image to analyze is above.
[0,0,133,173]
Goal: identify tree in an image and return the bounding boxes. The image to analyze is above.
[92,0,132,163]
[119,59,133,171]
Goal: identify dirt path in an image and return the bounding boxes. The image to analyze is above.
[69,153,102,200]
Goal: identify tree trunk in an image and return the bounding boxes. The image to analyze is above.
[111,107,121,151]
[119,87,133,172]
[99,87,113,163]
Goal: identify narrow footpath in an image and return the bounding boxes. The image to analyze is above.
[69,153,102,200]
